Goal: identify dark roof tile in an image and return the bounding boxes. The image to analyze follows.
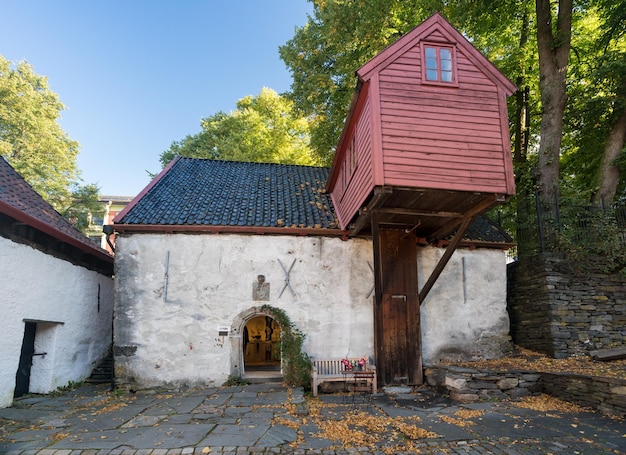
[117,158,512,245]
[0,157,112,261]
[117,158,340,229]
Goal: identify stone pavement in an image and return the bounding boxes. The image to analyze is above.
[0,383,624,454]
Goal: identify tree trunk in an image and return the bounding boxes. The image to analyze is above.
[592,108,626,206]
[513,8,530,176]
[535,0,573,205]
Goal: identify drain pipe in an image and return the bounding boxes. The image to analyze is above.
[102,225,115,253]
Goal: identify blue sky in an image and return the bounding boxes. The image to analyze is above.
[1,1,312,196]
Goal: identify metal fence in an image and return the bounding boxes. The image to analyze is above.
[495,194,626,264]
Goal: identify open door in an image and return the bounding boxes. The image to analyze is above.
[14,322,36,398]
[243,315,280,370]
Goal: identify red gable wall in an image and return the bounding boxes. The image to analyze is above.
[328,13,516,231]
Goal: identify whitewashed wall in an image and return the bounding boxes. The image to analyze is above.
[0,237,114,408]
[114,233,509,389]
[418,247,511,363]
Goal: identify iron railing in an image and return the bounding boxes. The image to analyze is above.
[496,193,626,265]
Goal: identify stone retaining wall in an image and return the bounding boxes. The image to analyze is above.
[507,254,626,358]
[424,366,542,402]
[425,366,626,417]
[542,372,626,417]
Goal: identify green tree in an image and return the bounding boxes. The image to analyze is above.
[160,87,318,167]
[0,56,80,208]
[0,56,104,234]
[62,183,105,233]
[280,0,447,164]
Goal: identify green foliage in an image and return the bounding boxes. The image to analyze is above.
[223,375,250,387]
[160,88,318,168]
[53,380,84,395]
[0,56,80,209]
[261,305,311,389]
[61,183,105,233]
[0,55,104,235]
[554,207,626,275]
[561,6,626,202]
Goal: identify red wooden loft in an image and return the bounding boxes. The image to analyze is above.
[327,12,516,241]
[326,12,516,387]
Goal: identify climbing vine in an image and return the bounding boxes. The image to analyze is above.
[262,305,311,389]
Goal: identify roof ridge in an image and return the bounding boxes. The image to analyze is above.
[175,156,329,169]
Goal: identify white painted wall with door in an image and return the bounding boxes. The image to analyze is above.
[0,237,114,408]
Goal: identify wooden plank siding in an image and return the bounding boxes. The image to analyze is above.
[378,46,511,194]
[331,97,375,230]
[327,12,516,232]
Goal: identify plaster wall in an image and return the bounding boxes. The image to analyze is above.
[419,247,511,363]
[114,234,374,389]
[0,237,114,408]
[114,233,509,389]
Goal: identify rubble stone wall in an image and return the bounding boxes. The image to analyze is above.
[507,254,626,358]
[425,366,626,417]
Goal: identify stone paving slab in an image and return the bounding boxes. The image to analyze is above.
[0,383,624,454]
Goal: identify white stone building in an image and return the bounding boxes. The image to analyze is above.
[0,157,114,408]
[111,159,512,391]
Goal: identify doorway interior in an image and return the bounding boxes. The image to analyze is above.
[243,315,280,372]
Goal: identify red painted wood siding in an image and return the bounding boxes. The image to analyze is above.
[328,13,516,230]
[378,45,511,193]
[331,97,375,230]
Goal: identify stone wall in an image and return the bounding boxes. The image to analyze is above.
[507,254,626,358]
[542,372,626,417]
[425,366,626,417]
[424,366,542,402]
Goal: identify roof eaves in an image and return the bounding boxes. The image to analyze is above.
[326,79,367,192]
[112,223,348,238]
[0,199,113,263]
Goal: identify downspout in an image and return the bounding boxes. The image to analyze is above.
[102,225,115,253]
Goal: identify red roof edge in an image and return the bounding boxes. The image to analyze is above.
[0,199,113,263]
[113,223,350,238]
[357,12,516,95]
[114,156,180,224]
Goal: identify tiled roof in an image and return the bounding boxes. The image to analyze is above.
[116,157,512,246]
[116,158,339,229]
[463,215,513,244]
[0,157,112,261]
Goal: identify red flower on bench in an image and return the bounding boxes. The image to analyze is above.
[342,357,367,370]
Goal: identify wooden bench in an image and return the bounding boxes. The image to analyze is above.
[311,358,377,397]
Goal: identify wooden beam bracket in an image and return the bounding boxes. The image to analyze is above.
[419,215,474,305]
[349,186,393,237]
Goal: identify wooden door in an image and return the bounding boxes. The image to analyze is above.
[372,217,422,386]
[14,322,36,398]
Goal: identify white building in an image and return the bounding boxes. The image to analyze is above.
[0,157,114,408]
[111,159,513,391]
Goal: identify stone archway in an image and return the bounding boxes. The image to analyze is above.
[230,306,282,379]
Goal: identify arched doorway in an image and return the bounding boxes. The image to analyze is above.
[243,315,281,371]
